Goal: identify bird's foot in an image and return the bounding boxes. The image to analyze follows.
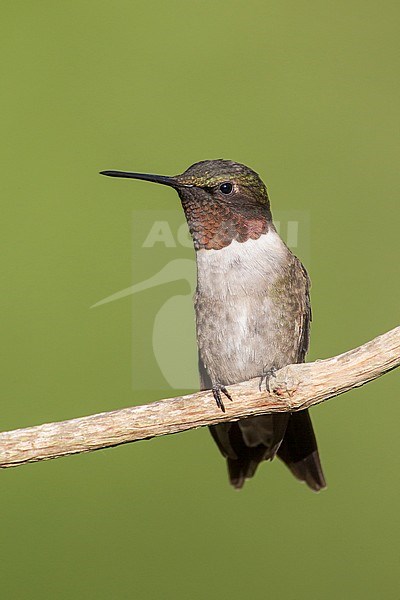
[259,366,298,399]
[212,384,233,413]
[259,367,278,393]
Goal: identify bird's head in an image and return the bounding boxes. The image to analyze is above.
[100,159,272,250]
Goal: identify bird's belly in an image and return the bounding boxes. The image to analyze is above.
[194,234,304,386]
[195,293,298,386]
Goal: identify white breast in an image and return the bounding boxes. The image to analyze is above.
[195,230,289,298]
[194,230,295,384]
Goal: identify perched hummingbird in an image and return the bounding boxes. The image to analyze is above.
[100,160,326,491]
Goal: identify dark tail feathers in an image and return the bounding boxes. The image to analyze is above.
[277,410,326,492]
[210,410,326,491]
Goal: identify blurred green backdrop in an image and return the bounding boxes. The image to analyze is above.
[1,1,399,598]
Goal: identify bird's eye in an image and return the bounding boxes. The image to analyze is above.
[219,182,233,194]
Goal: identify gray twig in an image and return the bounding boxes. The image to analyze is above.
[1,326,399,469]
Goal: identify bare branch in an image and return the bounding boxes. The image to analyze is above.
[1,326,399,469]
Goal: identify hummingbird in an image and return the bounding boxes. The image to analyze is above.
[100,160,326,491]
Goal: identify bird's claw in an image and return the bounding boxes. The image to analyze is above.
[259,367,278,393]
[212,384,233,412]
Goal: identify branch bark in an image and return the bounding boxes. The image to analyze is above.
[1,326,399,469]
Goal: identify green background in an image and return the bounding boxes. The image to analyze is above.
[1,1,399,599]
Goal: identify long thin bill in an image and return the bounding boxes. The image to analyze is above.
[99,170,178,187]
